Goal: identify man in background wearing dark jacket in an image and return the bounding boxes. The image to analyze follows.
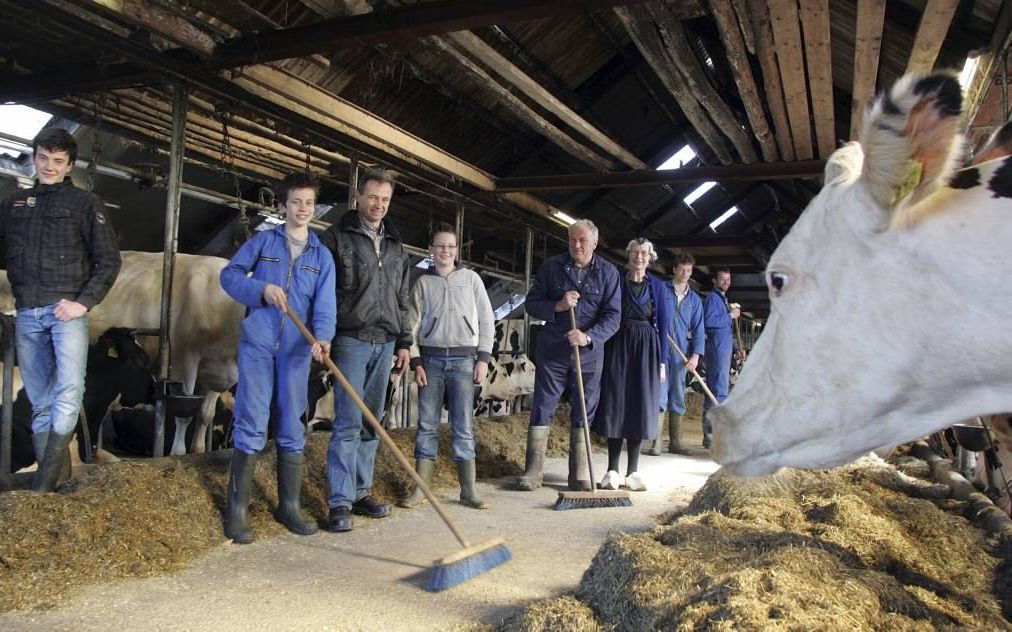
[0,128,121,491]
[318,168,411,532]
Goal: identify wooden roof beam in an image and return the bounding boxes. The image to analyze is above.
[798,0,836,158]
[447,30,648,170]
[614,5,733,164]
[495,160,825,191]
[645,2,758,163]
[708,0,779,161]
[767,0,815,160]
[746,0,794,161]
[214,0,650,67]
[905,0,960,74]
[421,36,615,171]
[849,0,887,139]
[76,0,216,56]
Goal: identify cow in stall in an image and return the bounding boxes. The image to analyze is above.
[980,414,1012,515]
[1,327,152,471]
[1,252,244,456]
[709,73,1012,476]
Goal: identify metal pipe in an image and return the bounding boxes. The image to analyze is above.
[1,315,14,482]
[523,228,533,356]
[154,83,188,458]
[455,204,465,252]
[347,155,359,211]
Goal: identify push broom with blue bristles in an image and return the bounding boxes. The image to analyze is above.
[288,312,511,591]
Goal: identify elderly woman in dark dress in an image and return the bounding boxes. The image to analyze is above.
[591,238,671,491]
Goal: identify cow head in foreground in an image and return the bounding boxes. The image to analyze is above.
[711,73,1012,475]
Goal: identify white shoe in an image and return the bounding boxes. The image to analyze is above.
[600,470,622,490]
[625,472,647,492]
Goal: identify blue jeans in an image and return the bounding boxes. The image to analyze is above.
[327,336,394,509]
[15,304,89,435]
[415,356,476,462]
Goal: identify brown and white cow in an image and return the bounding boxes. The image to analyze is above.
[710,73,1012,475]
[2,252,242,455]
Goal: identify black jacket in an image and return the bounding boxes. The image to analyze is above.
[318,210,411,350]
[0,179,121,309]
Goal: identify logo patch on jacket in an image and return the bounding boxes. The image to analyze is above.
[96,212,107,224]
[26,197,36,207]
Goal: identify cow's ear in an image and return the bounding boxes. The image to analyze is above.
[860,73,964,212]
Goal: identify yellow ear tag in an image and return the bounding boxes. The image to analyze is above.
[107,346,119,358]
[891,159,923,205]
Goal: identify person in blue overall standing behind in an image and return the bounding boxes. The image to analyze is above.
[647,253,705,455]
[701,267,742,449]
[517,219,621,492]
[592,238,671,491]
[219,172,337,544]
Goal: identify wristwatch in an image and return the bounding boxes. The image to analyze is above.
[585,334,593,346]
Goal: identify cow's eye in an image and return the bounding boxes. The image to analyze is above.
[767,271,789,296]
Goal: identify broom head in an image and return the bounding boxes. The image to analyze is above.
[426,537,512,592]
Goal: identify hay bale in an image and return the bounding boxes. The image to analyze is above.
[499,595,603,632]
[502,456,1012,631]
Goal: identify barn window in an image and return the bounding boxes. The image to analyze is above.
[684,181,717,205]
[709,206,739,231]
[657,144,696,170]
[0,105,52,158]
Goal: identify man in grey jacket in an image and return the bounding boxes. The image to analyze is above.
[399,223,494,510]
[318,168,411,532]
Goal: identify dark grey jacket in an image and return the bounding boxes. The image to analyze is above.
[318,210,412,350]
[0,179,121,309]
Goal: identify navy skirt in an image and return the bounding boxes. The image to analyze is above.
[592,319,661,440]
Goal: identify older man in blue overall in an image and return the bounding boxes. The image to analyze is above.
[517,219,621,491]
[701,267,742,448]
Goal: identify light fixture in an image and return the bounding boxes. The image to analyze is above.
[552,210,576,226]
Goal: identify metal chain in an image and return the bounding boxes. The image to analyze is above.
[87,91,106,192]
[216,107,251,241]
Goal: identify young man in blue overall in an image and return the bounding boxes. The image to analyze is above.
[219,172,336,544]
[0,127,121,492]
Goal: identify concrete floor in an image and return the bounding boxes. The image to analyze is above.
[0,447,719,632]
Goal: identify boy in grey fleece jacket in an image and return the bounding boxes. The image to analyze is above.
[400,223,494,509]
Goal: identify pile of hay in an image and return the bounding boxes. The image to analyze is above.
[0,409,574,612]
[501,455,1012,631]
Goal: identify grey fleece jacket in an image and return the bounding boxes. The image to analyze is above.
[408,265,494,368]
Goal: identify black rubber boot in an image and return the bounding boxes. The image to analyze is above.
[32,431,74,492]
[457,460,488,509]
[702,409,712,449]
[568,427,591,492]
[274,451,317,536]
[224,450,256,544]
[398,458,434,508]
[516,425,549,491]
[31,430,48,467]
[643,412,664,456]
[668,413,686,454]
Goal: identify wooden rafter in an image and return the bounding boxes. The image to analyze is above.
[78,0,215,56]
[645,2,758,163]
[446,30,648,169]
[767,0,814,160]
[422,36,614,171]
[214,0,650,67]
[798,0,835,158]
[850,0,886,139]
[746,0,794,161]
[708,0,779,162]
[495,160,825,191]
[906,0,960,74]
[731,0,756,54]
[614,5,733,164]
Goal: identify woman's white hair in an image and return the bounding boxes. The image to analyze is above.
[626,237,658,262]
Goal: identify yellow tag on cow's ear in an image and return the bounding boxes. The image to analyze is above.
[107,346,118,358]
[891,159,923,205]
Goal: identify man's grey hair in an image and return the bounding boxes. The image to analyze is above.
[625,237,659,262]
[568,219,598,239]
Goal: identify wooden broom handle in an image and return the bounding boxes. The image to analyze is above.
[569,308,597,489]
[286,311,470,549]
[666,335,720,408]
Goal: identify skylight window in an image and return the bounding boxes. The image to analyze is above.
[657,144,696,170]
[958,55,979,91]
[683,181,717,206]
[709,206,739,231]
[0,105,51,158]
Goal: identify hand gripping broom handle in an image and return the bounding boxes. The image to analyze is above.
[666,334,720,408]
[287,311,470,548]
[569,308,597,489]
